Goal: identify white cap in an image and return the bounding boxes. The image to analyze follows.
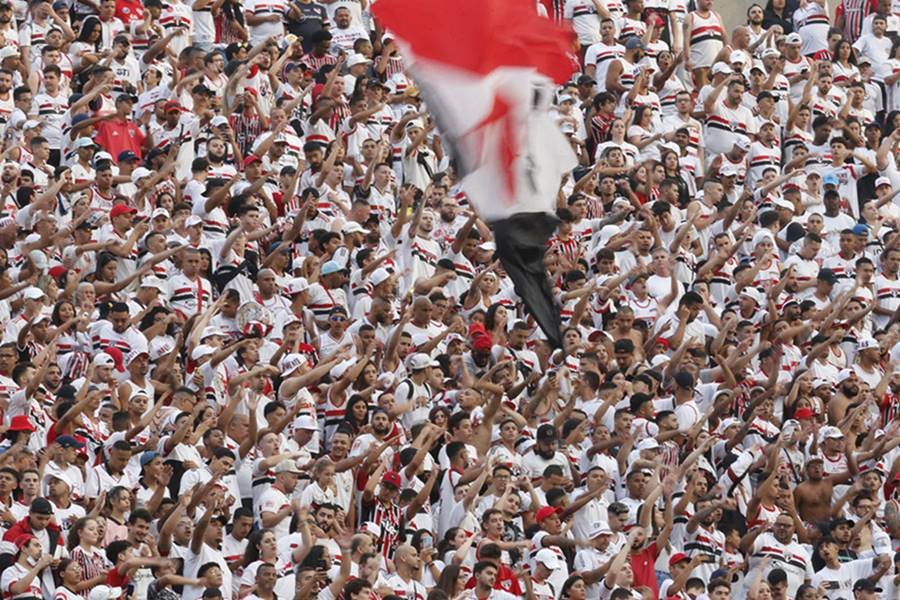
[730,50,750,65]
[771,197,794,211]
[131,167,153,183]
[636,438,660,451]
[124,349,148,365]
[292,414,318,431]
[149,338,174,361]
[836,368,855,384]
[535,548,563,570]
[711,62,732,76]
[719,163,739,177]
[477,241,497,252]
[92,353,115,368]
[87,586,123,600]
[857,337,879,351]
[370,268,391,287]
[139,277,165,291]
[341,221,367,235]
[272,459,302,474]
[762,47,781,59]
[279,353,307,375]
[408,352,439,371]
[191,344,215,361]
[0,46,18,60]
[785,32,802,45]
[211,115,229,127]
[588,521,613,538]
[346,53,372,68]
[23,119,42,130]
[23,286,45,300]
[360,522,382,538]
[875,176,892,188]
[740,287,764,305]
[185,215,203,227]
[717,417,742,434]
[329,358,355,380]
[284,277,309,295]
[151,207,170,220]
[734,136,751,152]
[201,326,226,340]
[820,425,845,441]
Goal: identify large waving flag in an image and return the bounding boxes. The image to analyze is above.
[373,0,577,347]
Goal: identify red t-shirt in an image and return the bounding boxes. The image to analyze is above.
[94,119,145,163]
[630,541,660,598]
[115,0,145,24]
[465,564,523,595]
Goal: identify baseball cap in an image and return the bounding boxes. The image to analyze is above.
[536,423,557,441]
[734,136,751,152]
[292,415,318,431]
[23,286,45,301]
[56,434,85,449]
[272,459,302,474]
[139,451,159,467]
[588,521,613,538]
[285,277,309,295]
[785,33,802,45]
[30,497,53,515]
[382,471,402,488]
[409,353,440,371]
[341,221,367,235]
[637,438,660,451]
[87,586,123,600]
[131,167,153,183]
[117,150,138,163]
[624,37,644,50]
[110,204,137,219]
[320,260,346,276]
[852,579,880,592]
[875,176,892,188]
[823,172,839,186]
[857,337,879,351]
[346,53,371,68]
[534,548,562,570]
[711,62,732,76]
[817,268,838,284]
[191,344,215,361]
[73,137,97,149]
[836,368,855,384]
[852,223,869,236]
[535,506,563,524]
[369,268,391,287]
[669,552,691,568]
[200,326,226,340]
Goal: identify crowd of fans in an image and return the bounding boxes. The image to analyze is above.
[0,0,899,599]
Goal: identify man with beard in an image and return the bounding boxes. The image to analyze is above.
[205,135,238,179]
[794,453,856,524]
[523,424,574,483]
[654,291,705,349]
[117,349,154,408]
[0,68,12,136]
[91,301,149,354]
[828,369,862,424]
[349,296,393,343]
[396,193,440,293]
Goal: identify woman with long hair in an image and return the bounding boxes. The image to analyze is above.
[102,486,131,545]
[69,16,103,72]
[239,529,293,598]
[832,39,859,87]
[560,575,587,600]
[67,517,109,595]
[341,394,370,436]
[435,564,467,599]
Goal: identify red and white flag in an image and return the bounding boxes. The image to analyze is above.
[373,0,577,346]
[373,0,577,221]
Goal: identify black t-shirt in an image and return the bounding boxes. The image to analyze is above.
[287,1,329,52]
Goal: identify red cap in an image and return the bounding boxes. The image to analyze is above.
[382,471,402,488]
[794,407,815,420]
[535,506,562,523]
[243,154,262,168]
[8,415,35,433]
[163,100,185,113]
[103,347,126,373]
[48,266,67,280]
[656,337,670,350]
[110,204,137,219]
[14,534,35,550]
[669,552,690,568]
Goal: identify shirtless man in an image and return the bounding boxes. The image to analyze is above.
[794,454,856,524]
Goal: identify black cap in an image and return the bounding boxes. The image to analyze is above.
[192,83,215,96]
[30,497,53,515]
[310,30,332,43]
[674,371,695,389]
[56,384,77,399]
[576,74,595,86]
[817,268,838,285]
[202,589,224,599]
[852,579,879,592]
[116,93,137,104]
[828,517,854,529]
[614,338,635,353]
[536,424,557,441]
[367,78,388,89]
[56,435,86,449]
